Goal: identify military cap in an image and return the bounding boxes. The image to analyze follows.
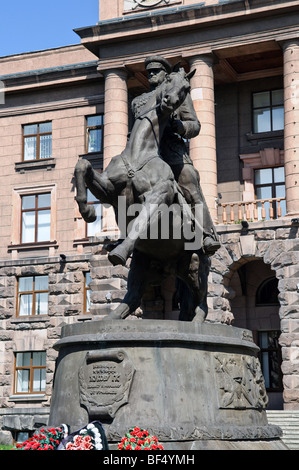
[145,56,172,74]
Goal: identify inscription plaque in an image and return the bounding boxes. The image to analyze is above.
[79,349,135,419]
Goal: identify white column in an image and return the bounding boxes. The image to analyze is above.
[103,68,128,168]
[188,54,218,222]
[102,68,128,233]
[283,40,299,217]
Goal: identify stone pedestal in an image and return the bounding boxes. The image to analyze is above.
[49,319,286,450]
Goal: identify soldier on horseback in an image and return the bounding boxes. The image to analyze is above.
[107,56,220,256]
[142,56,220,256]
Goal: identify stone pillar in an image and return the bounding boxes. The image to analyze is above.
[283,40,299,217]
[103,68,128,168]
[188,55,218,222]
[103,68,128,233]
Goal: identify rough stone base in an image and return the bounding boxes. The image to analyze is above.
[108,439,288,450]
[49,319,286,450]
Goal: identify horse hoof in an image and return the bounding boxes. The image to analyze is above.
[108,251,126,266]
[203,237,221,256]
[193,307,206,323]
[83,206,97,223]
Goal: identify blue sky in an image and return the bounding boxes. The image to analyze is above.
[0,0,99,57]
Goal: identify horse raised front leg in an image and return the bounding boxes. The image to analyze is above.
[74,159,97,223]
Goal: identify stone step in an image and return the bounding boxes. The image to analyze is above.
[90,264,128,280]
[89,254,111,267]
[90,289,127,304]
[89,278,122,291]
[89,303,120,316]
[267,410,299,450]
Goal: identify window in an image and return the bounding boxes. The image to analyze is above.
[17,275,48,316]
[256,277,279,306]
[254,166,286,219]
[252,90,284,133]
[21,193,51,243]
[14,351,46,394]
[23,122,52,161]
[86,189,102,237]
[258,331,283,391]
[86,115,104,153]
[84,272,91,313]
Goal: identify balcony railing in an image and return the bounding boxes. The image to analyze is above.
[218,198,286,224]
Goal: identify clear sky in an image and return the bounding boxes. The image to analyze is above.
[0,0,99,57]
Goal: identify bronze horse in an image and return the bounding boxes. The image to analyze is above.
[75,68,210,322]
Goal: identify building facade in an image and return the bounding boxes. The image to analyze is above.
[0,0,299,445]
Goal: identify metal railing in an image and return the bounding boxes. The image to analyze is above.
[218,197,286,224]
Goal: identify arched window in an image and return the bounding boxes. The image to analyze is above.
[256,277,279,306]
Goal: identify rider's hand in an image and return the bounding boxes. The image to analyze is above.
[171,119,185,136]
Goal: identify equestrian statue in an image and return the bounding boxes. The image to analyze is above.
[74,56,220,322]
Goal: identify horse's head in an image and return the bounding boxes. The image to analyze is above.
[158,67,196,114]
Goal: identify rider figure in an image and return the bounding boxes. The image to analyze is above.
[131,56,220,255]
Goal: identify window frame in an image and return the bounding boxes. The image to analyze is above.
[11,185,57,248]
[22,121,52,162]
[252,89,284,134]
[16,275,49,317]
[254,166,286,219]
[13,351,46,395]
[20,193,51,244]
[85,114,104,154]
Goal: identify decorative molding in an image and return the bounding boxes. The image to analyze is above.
[0,95,104,118]
[106,423,282,442]
[124,0,179,12]
[214,353,268,410]
[15,158,56,173]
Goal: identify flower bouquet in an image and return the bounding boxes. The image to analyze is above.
[14,425,68,450]
[117,427,164,450]
[57,421,109,450]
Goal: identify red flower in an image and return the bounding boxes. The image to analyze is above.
[117,427,164,451]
